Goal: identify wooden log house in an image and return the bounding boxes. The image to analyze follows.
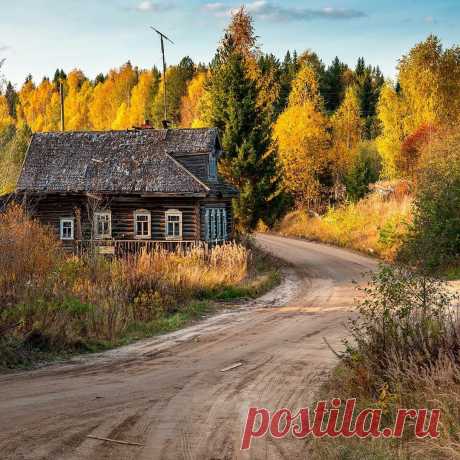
[15,128,238,254]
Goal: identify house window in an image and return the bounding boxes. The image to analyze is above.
[60,218,74,240]
[134,209,151,239]
[205,208,227,242]
[209,154,217,180]
[165,209,182,240]
[94,211,111,239]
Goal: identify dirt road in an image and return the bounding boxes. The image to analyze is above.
[0,234,377,460]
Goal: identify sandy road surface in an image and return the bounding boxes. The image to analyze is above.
[0,234,377,460]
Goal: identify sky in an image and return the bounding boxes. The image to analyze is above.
[1,0,459,87]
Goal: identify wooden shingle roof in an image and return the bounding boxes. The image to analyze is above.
[16,129,223,195]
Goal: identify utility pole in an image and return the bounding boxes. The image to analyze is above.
[59,81,65,132]
[150,26,174,128]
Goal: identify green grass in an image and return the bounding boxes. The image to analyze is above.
[445,266,460,281]
[202,271,280,300]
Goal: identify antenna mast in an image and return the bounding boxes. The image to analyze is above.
[59,81,65,132]
[150,26,174,127]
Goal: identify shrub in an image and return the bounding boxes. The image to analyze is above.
[400,129,460,272]
[343,264,460,394]
[0,204,63,306]
[344,141,381,202]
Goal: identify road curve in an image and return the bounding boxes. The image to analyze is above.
[0,234,377,460]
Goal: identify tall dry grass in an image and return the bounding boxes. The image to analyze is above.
[0,204,62,306]
[0,205,251,366]
[278,193,413,261]
[311,265,460,459]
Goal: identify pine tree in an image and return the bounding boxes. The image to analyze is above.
[4,82,18,119]
[279,50,300,112]
[322,57,349,113]
[52,69,67,89]
[94,73,106,85]
[353,58,385,138]
[208,25,284,229]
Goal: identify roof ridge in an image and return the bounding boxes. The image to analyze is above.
[33,127,218,135]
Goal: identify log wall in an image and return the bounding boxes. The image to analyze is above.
[25,193,233,247]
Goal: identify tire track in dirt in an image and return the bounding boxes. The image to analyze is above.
[0,234,377,459]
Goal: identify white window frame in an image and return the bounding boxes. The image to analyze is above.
[208,153,217,181]
[60,217,74,240]
[165,209,182,240]
[94,211,112,239]
[134,209,151,239]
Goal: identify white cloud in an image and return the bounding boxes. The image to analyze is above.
[201,2,229,17]
[202,1,366,22]
[202,2,226,11]
[133,1,173,12]
[424,16,437,24]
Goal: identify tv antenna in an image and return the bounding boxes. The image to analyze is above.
[150,26,174,128]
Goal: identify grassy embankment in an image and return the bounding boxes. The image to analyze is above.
[277,190,412,262]
[0,205,280,370]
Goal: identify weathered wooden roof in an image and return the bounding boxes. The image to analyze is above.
[16,129,222,195]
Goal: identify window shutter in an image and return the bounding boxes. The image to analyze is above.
[205,209,210,241]
[222,208,227,239]
[216,209,222,240]
[210,209,215,240]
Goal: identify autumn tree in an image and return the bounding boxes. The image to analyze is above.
[0,95,14,131]
[89,62,138,130]
[226,6,259,60]
[273,66,330,206]
[398,35,460,131]
[63,70,92,131]
[0,122,32,194]
[127,68,160,127]
[17,77,60,131]
[256,53,282,124]
[397,124,436,177]
[180,71,208,127]
[288,64,323,109]
[330,85,363,180]
[376,83,409,178]
[151,57,195,127]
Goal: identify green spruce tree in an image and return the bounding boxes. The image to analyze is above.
[208,25,284,230]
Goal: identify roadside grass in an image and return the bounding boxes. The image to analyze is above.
[277,193,412,261]
[202,244,282,300]
[0,205,281,370]
[311,360,460,460]
[445,265,460,281]
[310,265,460,459]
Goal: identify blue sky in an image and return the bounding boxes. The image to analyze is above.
[1,0,459,87]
